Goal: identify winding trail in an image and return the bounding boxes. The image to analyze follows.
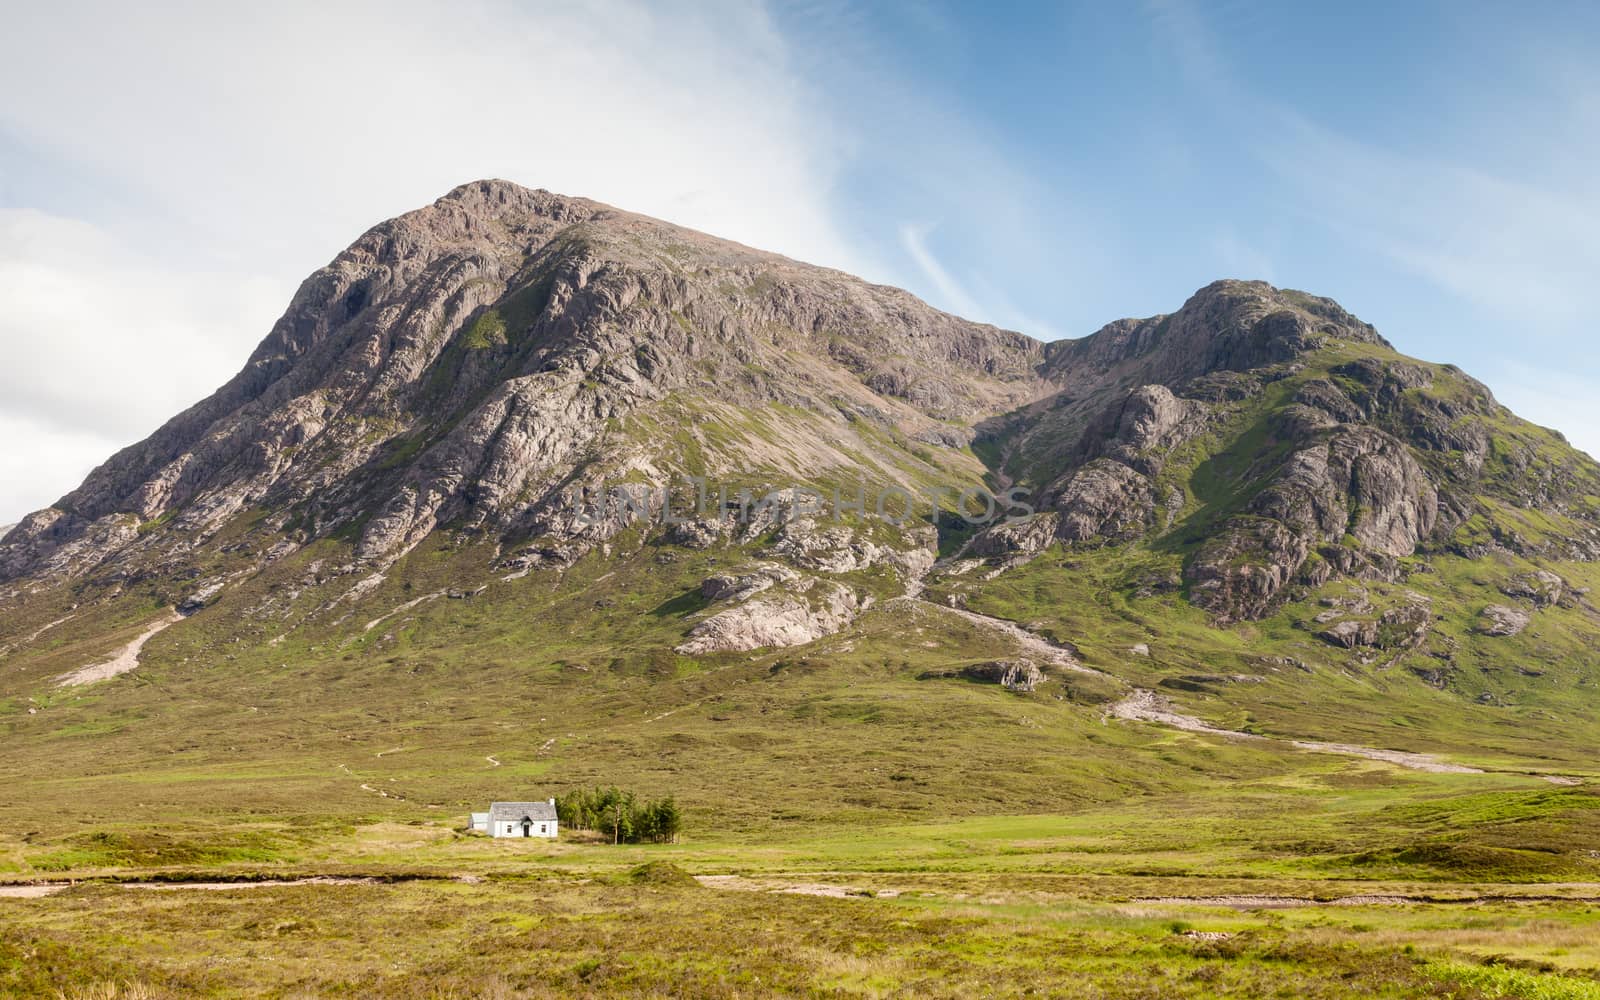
[891,590,1108,679]
[895,578,1584,783]
[2,875,487,898]
[1107,689,1494,775]
[896,573,1576,782]
[54,610,183,687]
[0,613,81,659]
[0,884,66,898]
[928,601,1108,677]
[364,591,445,632]
[25,613,78,645]
[694,875,1600,909]
[125,877,383,891]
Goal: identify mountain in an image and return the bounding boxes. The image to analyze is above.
[6,180,1597,620]
[4,179,1600,830]
[0,180,1043,588]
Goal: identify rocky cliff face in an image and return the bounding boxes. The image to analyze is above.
[964,282,1600,623]
[3,181,1598,639]
[0,180,1044,590]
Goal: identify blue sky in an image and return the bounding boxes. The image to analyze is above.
[0,0,1596,522]
[789,0,1600,387]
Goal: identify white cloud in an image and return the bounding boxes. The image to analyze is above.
[0,0,860,274]
[0,0,862,522]
[0,209,288,440]
[0,412,126,527]
[898,223,983,320]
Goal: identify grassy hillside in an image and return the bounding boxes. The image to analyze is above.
[4,274,1600,996]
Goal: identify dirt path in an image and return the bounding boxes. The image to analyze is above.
[896,582,1574,782]
[1287,738,1484,774]
[364,591,444,632]
[124,877,383,891]
[54,610,183,687]
[0,883,67,898]
[1108,689,1486,774]
[695,875,902,899]
[1134,890,1600,909]
[896,596,1110,678]
[0,613,81,659]
[892,579,1570,781]
[26,613,78,645]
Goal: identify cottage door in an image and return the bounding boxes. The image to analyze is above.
[522,819,532,837]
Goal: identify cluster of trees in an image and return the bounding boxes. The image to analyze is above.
[555,787,682,844]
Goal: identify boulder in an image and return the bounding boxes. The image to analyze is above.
[1479,605,1532,637]
[1320,619,1379,649]
[1501,570,1565,608]
[970,512,1060,558]
[960,659,1045,693]
[699,563,799,603]
[177,580,225,615]
[676,581,867,654]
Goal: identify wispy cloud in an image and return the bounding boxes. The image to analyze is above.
[0,0,860,522]
[1260,114,1600,332]
[0,0,860,275]
[1146,0,1600,333]
[898,223,984,319]
[897,224,1073,339]
[1144,0,1600,449]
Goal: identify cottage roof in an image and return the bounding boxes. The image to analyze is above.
[489,801,557,823]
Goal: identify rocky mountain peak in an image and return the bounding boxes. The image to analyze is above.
[1,183,1596,638]
[1041,279,1391,396]
[0,181,1048,585]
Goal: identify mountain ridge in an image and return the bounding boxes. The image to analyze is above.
[2,178,1597,655]
[4,181,1600,881]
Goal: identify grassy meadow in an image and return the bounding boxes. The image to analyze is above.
[4,394,1600,996]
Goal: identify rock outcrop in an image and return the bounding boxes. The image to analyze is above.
[0,180,1047,589]
[969,513,1060,559]
[960,659,1045,693]
[1479,605,1532,637]
[1317,600,1431,651]
[676,578,869,655]
[1502,571,1566,608]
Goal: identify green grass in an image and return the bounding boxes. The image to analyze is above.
[6,872,1600,998]
[461,309,507,349]
[1426,961,1600,1000]
[5,307,1600,994]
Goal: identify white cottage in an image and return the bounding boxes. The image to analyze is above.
[473,799,559,839]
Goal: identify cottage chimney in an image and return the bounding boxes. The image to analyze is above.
[548,797,555,805]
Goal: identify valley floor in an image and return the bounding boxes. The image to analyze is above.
[6,798,1600,999]
[6,864,1600,998]
[5,529,1600,997]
